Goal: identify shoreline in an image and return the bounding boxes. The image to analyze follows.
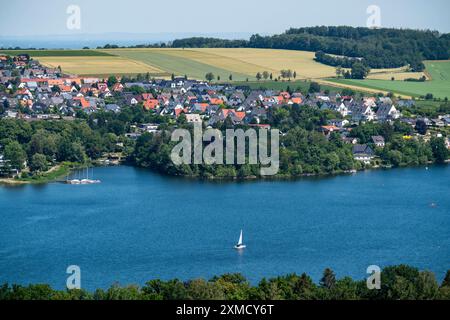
[1,161,448,186]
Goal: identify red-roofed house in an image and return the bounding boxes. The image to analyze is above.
[143,99,159,110]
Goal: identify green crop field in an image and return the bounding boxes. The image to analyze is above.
[101,49,252,81]
[329,61,450,99]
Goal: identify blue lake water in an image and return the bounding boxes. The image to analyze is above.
[0,165,449,290]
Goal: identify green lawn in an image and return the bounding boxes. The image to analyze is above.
[104,49,252,81]
[329,61,450,99]
[0,50,113,57]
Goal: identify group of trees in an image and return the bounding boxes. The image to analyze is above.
[350,121,449,166]
[317,52,371,79]
[131,106,360,178]
[130,100,450,179]
[0,106,160,176]
[256,71,273,81]
[172,27,449,70]
[1,265,449,300]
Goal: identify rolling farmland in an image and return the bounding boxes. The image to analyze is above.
[3,48,447,98]
[36,56,166,77]
[329,61,450,99]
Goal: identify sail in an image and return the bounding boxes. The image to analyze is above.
[238,230,243,246]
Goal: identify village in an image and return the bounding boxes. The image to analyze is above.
[0,53,449,177]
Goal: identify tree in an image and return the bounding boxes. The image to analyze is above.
[415,120,428,135]
[335,66,343,78]
[256,72,262,81]
[229,74,233,81]
[205,72,215,82]
[308,82,321,93]
[30,153,48,173]
[217,75,221,81]
[171,73,175,81]
[430,137,448,163]
[262,71,269,80]
[351,62,370,79]
[442,271,450,288]
[293,71,297,79]
[320,268,336,289]
[4,141,27,171]
[107,76,117,87]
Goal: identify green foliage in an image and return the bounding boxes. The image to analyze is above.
[4,141,27,170]
[1,265,447,300]
[29,153,48,173]
[430,137,448,164]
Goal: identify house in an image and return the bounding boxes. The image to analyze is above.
[431,118,445,127]
[342,136,358,145]
[328,119,349,128]
[105,104,121,113]
[185,114,202,123]
[443,116,450,126]
[352,144,375,164]
[352,105,375,122]
[140,124,159,133]
[376,104,401,122]
[320,125,340,136]
[143,99,159,110]
[372,136,386,148]
[334,102,349,117]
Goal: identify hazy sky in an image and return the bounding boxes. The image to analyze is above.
[1,0,449,37]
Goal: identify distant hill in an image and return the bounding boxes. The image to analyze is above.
[172,26,450,71]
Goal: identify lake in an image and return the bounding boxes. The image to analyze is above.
[0,165,449,290]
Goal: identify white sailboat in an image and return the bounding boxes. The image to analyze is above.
[234,230,246,250]
[67,167,101,184]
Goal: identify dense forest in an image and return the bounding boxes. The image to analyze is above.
[171,26,450,71]
[1,265,449,300]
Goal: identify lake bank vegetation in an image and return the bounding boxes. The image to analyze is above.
[1,265,449,300]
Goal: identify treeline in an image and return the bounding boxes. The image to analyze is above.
[315,51,358,68]
[1,265,450,300]
[172,26,450,70]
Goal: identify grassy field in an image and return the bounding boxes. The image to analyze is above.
[37,56,166,77]
[100,48,252,81]
[329,61,450,99]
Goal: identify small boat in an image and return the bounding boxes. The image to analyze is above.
[234,230,246,250]
[66,179,80,185]
[66,167,101,185]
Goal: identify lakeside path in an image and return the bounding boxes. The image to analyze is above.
[0,164,70,186]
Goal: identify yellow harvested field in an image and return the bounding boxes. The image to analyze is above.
[160,49,268,77]
[38,56,164,76]
[190,48,338,79]
[35,48,427,84]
